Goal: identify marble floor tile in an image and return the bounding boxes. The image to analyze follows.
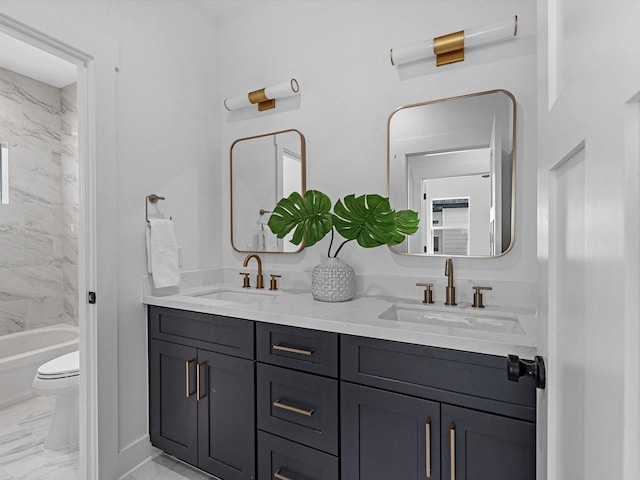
[123,454,217,480]
[1,398,214,480]
[0,396,78,480]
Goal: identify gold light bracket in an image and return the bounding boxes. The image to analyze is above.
[248,88,276,111]
[433,30,464,67]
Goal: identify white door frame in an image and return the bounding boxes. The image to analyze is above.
[0,14,99,478]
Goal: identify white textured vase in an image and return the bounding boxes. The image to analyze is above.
[311,257,355,302]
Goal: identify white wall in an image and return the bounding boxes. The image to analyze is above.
[219,0,538,291]
[0,0,539,475]
[0,1,221,476]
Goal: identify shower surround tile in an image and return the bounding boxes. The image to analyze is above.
[0,67,77,337]
[23,204,62,236]
[0,232,55,268]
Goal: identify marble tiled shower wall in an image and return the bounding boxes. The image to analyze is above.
[0,67,78,336]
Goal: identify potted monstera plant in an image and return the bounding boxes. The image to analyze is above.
[267,190,419,302]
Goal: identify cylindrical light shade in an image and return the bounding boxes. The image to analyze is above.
[390,39,434,66]
[390,15,517,67]
[264,79,299,100]
[224,95,252,111]
[224,79,300,112]
[465,16,517,48]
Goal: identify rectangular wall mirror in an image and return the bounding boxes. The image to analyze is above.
[387,89,516,257]
[230,129,306,253]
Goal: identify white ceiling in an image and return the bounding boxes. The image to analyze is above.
[0,30,77,88]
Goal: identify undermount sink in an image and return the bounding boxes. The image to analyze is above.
[378,304,525,335]
[186,287,275,303]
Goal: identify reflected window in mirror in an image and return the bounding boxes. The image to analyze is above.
[0,140,8,205]
[230,129,306,253]
[388,90,515,257]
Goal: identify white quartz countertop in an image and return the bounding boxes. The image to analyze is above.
[143,284,538,359]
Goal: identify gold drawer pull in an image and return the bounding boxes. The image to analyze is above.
[272,344,314,356]
[274,470,294,480]
[425,418,431,478]
[449,424,456,480]
[185,359,195,398]
[196,361,206,401]
[273,400,315,417]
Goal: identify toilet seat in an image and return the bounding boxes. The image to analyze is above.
[33,350,79,397]
[36,350,79,379]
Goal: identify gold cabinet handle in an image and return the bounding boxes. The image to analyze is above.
[449,424,456,480]
[196,361,206,401]
[273,400,315,417]
[425,418,431,478]
[185,359,195,397]
[272,344,314,356]
[274,470,294,480]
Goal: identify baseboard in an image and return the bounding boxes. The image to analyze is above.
[117,434,159,479]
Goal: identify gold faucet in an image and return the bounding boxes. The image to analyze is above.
[242,254,264,289]
[444,257,456,306]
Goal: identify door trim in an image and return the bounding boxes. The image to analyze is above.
[0,13,99,479]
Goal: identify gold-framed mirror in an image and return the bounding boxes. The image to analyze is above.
[230,129,306,253]
[387,89,516,257]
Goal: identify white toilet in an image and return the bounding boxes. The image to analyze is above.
[32,350,79,450]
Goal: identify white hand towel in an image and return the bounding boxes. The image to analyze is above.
[146,219,180,288]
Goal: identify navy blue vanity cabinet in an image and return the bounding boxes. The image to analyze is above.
[256,323,340,480]
[441,404,535,480]
[148,306,255,480]
[341,382,441,480]
[148,339,198,466]
[340,335,537,480]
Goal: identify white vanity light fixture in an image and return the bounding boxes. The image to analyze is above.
[224,79,300,112]
[390,16,518,67]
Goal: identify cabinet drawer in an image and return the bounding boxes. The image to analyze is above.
[257,323,338,377]
[258,431,339,480]
[341,335,536,421]
[148,306,254,359]
[257,363,338,455]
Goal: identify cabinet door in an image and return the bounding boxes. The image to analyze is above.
[149,340,198,466]
[441,405,535,480]
[197,350,255,480]
[341,382,440,480]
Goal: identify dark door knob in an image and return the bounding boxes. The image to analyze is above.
[507,354,546,389]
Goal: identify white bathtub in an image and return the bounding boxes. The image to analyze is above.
[0,324,79,409]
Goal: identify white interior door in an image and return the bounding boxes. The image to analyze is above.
[537,2,640,479]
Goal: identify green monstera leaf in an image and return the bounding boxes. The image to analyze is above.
[268,190,420,257]
[267,190,333,247]
[387,209,420,246]
[332,194,397,248]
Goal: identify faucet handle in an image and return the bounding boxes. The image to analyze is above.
[269,274,282,291]
[472,286,492,308]
[239,272,251,288]
[416,283,434,304]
